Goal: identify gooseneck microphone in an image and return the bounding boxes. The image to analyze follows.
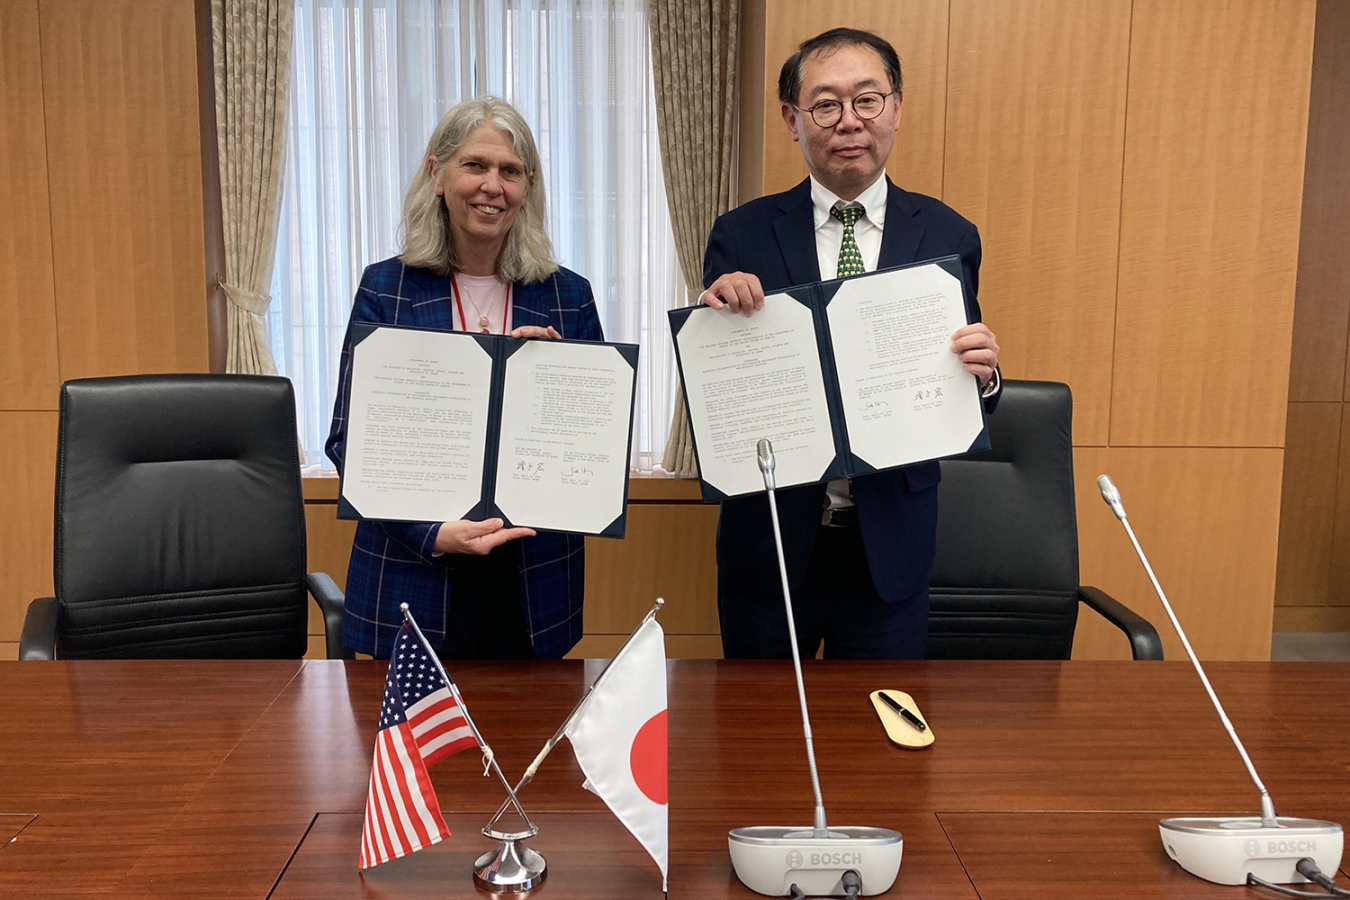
[756,438,776,489]
[1096,475,1343,886]
[757,438,828,836]
[727,439,902,897]
[1097,475,1275,826]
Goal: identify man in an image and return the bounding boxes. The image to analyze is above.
[700,27,1000,660]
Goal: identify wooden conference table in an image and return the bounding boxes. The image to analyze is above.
[1,658,1348,899]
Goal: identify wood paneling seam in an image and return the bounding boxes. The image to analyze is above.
[34,0,62,392]
[939,0,951,202]
[1105,0,1136,449]
[1092,445,1286,451]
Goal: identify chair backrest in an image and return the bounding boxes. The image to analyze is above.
[54,374,308,658]
[926,380,1080,659]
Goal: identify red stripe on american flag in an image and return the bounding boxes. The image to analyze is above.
[409,691,478,765]
[361,798,378,868]
[395,722,450,844]
[361,733,400,868]
[359,722,449,868]
[384,724,439,849]
[373,731,415,862]
[362,752,394,868]
[359,741,382,868]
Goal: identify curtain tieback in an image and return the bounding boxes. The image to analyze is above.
[220,281,272,316]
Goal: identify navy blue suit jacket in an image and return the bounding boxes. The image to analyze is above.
[326,257,603,659]
[703,177,989,605]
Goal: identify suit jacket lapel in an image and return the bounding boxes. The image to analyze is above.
[878,178,926,268]
[772,179,820,287]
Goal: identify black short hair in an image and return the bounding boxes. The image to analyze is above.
[777,28,902,107]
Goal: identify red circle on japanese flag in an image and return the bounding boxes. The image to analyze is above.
[630,709,667,805]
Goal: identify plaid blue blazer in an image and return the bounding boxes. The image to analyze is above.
[325,257,603,659]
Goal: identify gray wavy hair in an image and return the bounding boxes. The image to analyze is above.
[399,96,557,284]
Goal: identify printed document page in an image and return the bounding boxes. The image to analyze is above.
[826,263,985,468]
[494,341,632,533]
[343,327,492,521]
[677,294,836,497]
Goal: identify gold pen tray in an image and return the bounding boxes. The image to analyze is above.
[869,689,935,749]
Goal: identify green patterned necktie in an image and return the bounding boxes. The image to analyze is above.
[831,204,866,277]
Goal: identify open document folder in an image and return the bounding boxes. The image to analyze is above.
[337,325,638,537]
[669,256,989,501]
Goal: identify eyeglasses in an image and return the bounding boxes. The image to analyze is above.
[793,91,893,128]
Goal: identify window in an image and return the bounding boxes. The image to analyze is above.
[269,0,685,473]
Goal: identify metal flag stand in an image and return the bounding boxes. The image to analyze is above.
[397,604,546,893]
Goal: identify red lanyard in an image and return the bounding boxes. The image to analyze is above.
[449,273,512,334]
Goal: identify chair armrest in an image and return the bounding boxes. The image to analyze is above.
[306,573,353,660]
[1078,586,1164,661]
[20,597,59,660]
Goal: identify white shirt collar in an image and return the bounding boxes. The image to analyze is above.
[810,172,890,231]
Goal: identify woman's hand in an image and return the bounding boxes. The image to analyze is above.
[434,518,536,555]
[510,325,561,340]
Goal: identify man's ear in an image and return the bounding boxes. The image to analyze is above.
[781,102,802,144]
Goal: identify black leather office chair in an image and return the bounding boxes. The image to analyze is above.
[926,380,1162,660]
[19,374,347,660]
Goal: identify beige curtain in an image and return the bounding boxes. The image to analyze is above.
[212,0,292,375]
[651,0,741,475]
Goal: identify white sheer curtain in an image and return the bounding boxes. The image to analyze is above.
[269,0,685,473]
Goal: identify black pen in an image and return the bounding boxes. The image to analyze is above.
[878,692,927,732]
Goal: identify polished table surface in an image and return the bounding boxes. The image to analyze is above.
[2,659,1348,898]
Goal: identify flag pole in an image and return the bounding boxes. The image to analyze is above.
[485,597,665,830]
[399,603,537,834]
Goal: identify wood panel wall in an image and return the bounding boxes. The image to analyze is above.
[0,0,1333,662]
[1273,0,1350,632]
[0,0,61,661]
[760,0,1317,659]
[0,0,210,659]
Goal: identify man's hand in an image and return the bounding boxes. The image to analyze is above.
[699,271,765,317]
[951,323,999,388]
[435,518,536,555]
[509,325,561,340]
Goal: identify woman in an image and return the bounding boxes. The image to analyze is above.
[326,97,603,660]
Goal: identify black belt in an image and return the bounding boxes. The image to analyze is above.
[820,506,858,528]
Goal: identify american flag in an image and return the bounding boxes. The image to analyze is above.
[359,624,480,869]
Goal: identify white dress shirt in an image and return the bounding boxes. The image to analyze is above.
[810,173,890,279]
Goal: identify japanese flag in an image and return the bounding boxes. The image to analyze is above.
[565,617,668,890]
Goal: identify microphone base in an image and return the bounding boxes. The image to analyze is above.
[1160,816,1343,885]
[728,825,902,896]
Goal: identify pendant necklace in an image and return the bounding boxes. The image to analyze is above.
[450,273,512,334]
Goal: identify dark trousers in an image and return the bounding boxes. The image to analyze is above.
[440,543,536,660]
[718,520,928,660]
